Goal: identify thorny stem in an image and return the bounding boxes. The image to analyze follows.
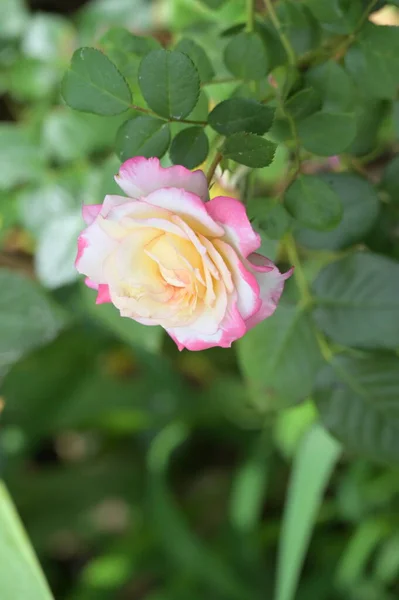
[263,0,296,66]
[131,103,207,126]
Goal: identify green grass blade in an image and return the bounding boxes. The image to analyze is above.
[0,481,54,600]
[275,424,341,600]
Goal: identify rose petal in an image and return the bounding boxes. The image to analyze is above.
[75,220,118,284]
[96,284,112,304]
[166,298,246,351]
[82,204,102,225]
[214,240,260,321]
[143,187,224,237]
[115,156,209,202]
[206,196,261,258]
[244,253,293,329]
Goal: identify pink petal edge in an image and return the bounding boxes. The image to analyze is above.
[206,196,261,258]
[82,204,102,225]
[115,156,209,202]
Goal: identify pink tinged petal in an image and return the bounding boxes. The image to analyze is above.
[166,298,247,351]
[244,253,293,330]
[96,284,112,304]
[75,220,119,284]
[214,240,260,321]
[82,204,102,225]
[206,196,261,258]
[85,277,98,290]
[76,234,88,267]
[142,187,224,237]
[115,156,210,202]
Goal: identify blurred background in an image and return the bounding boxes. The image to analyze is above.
[1,0,399,599]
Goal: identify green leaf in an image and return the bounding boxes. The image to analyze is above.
[285,87,322,120]
[36,213,82,290]
[116,116,171,161]
[304,61,355,111]
[138,49,200,119]
[297,111,357,156]
[208,98,274,136]
[382,155,399,203]
[304,0,363,34]
[345,23,399,100]
[295,173,380,250]
[248,200,292,240]
[276,0,321,55]
[0,0,28,39]
[314,354,399,464]
[0,482,54,600]
[284,174,343,231]
[61,47,132,115]
[199,0,227,7]
[99,27,160,57]
[0,269,65,368]
[0,125,45,190]
[224,32,269,81]
[21,13,75,63]
[221,133,276,168]
[169,127,209,169]
[237,305,323,410]
[348,97,390,157]
[80,282,163,354]
[312,252,399,349]
[175,38,214,83]
[275,425,341,600]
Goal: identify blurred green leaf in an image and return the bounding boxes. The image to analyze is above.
[0,269,66,368]
[315,354,399,464]
[221,133,276,167]
[0,125,45,190]
[224,32,269,81]
[276,0,321,55]
[22,13,75,64]
[304,61,355,111]
[275,425,341,600]
[175,38,214,83]
[116,116,171,161]
[99,27,159,57]
[169,126,208,169]
[138,49,200,119]
[80,282,163,353]
[0,0,28,39]
[313,252,399,349]
[295,173,379,250]
[209,98,274,136]
[284,174,343,231]
[297,111,357,155]
[62,47,132,115]
[345,23,399,100]
[0,482,53,600]
[381,155,399,203]
[237,304,323,410]
[285,87,322,121]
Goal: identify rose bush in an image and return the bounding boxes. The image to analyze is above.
[76,157,292,351]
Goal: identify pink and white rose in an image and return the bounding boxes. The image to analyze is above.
[76,157,292,351]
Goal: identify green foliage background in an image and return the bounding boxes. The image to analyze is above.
[1,0,399,598]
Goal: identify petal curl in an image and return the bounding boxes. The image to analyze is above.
[206,196,261,258]
[214,240,260,322]
[96,284,112,304]
[82,204,102,225]
[143,187,224,237]
[166,299,246,351]
[75,220,118,284]
[244,253,293,329]
[115,156,209,202]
